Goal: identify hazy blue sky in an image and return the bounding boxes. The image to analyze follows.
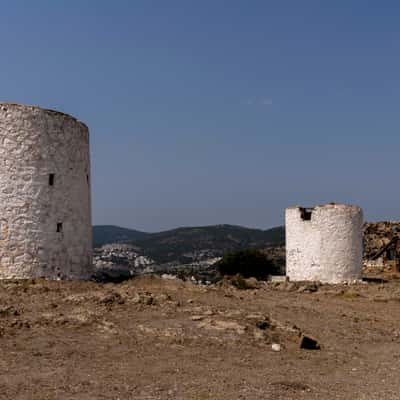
[1,1,399,231]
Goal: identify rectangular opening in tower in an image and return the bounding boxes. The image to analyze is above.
[300,207,313,221]
[49,174,55,186]
[57,223,63,233]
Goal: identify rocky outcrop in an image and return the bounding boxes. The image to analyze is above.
[363,222,400,272]
[363,222,400,260]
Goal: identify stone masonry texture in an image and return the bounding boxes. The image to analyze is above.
[0,103,92,279]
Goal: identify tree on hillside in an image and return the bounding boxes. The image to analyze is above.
[216,249,279,280]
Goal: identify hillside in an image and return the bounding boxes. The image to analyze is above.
[94,221,400,268]
[93,224,285,263]
[93,225,149,247]
[133,225,284,263]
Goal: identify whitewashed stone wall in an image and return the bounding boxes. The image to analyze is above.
[286,204,363,283]
[0,103,92,279]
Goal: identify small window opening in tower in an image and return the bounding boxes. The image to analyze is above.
[300,207,313,221]
[86,174,89,184]
[49,174,55,186]
[57,222,63,233]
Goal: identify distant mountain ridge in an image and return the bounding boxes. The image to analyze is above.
[93,224,285,263]
[93,225,149,247]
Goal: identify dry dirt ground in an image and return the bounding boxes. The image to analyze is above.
[1,273,400,400]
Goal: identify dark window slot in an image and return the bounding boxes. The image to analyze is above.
[57,223,63,233]
[49,174,55,186]
[300,207,313,221]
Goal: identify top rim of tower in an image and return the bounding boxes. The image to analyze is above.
[0,102,88,130]
[286,203,362,211]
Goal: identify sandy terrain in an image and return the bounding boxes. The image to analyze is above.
[0,273,400,399]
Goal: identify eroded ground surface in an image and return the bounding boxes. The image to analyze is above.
[0,273,400,399]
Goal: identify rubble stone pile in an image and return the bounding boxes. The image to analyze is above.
[363,222,400,258]
[363,222,400,271]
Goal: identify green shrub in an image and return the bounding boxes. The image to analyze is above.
[216,249,279,280]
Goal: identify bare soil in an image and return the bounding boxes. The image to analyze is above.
[0,273,400,399]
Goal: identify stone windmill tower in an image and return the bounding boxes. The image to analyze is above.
[285,203,363,283]
[0,103,92,279]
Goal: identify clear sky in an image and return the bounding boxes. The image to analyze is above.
[1,1,399,231]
